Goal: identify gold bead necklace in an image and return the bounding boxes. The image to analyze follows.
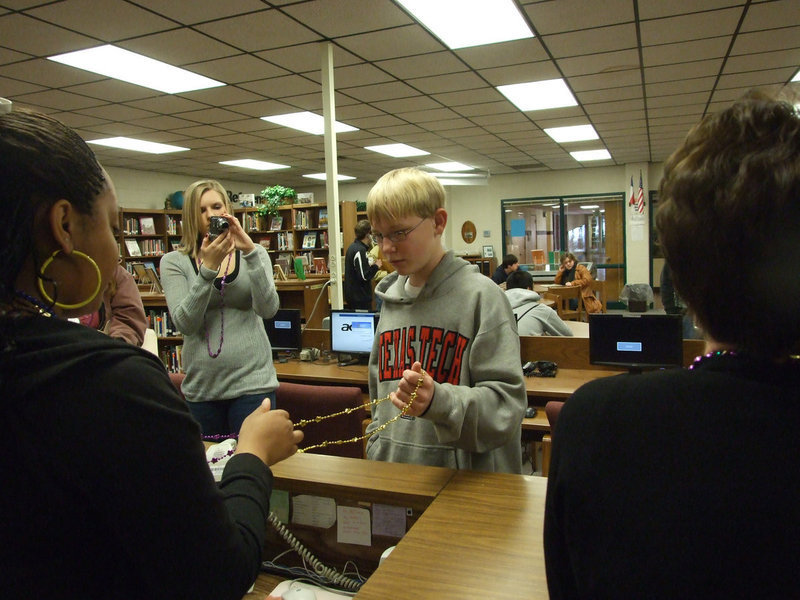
[295,370,425,453]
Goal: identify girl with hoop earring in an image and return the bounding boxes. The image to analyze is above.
[0,110,301,598]
[160,179,281,436]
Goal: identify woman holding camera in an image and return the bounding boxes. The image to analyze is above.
[161,179,280,436]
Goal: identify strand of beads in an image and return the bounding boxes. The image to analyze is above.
[297,370,426,453]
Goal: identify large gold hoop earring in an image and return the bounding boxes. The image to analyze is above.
[37,250,102,310]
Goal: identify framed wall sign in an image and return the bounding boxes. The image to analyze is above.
[482,245,494,258]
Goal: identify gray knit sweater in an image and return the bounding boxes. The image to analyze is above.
[160,246,280,402]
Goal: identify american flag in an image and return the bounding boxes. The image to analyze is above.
[628,176,635,206]
[635,172,645,213]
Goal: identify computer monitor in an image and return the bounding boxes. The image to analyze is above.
[589,313,683,373]
[263,308,302,356]
[329,310,379,366]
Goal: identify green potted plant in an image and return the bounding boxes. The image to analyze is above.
[258,185,297,218]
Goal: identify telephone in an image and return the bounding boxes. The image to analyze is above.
[205,442,362,593]
[522,360,558,377]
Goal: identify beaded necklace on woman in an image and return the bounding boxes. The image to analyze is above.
[197,250,234,359]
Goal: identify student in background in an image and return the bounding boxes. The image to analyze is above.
[544,93,800,598]
[554,252,601,314]
[491,253,519,284]
[161,179,280,435]
[344,219,382,310]
[365,167,526,473]
[0,110,302,599]
[367,240,393,311]
[505,270,572,337]
[79,263,147,345]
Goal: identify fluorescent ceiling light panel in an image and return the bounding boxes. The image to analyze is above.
[220,159,289,170]
[544,125,599,143]
[303,173,356,181]
[570,149,612,162]
[365,143,429,157]
[425,161,474,172]
[87,137,188,154]
[262,112,358,135]
[396,0,533,49]
[498,79,577,112]
[48,45,224,94]
[580,205,600,210]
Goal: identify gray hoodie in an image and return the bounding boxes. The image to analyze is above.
[365,251,526,473]
[505,287,573,337]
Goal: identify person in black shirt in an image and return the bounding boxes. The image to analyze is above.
[0,109,303,599]
[344,219,382,310]
[544,92,800,599]
[491,253,519,284]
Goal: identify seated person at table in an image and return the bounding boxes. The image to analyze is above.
[505,270,572,337]
[364,167,526,473]
[491,253,519,284]
[78,263,147,345]
[554,252,601,313]
[544,92,800,598]
[0,109,302,599]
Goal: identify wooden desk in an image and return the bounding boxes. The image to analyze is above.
[275,359,368,386]
[246,465,548,599]
[269,452,454,515]
[274,359,614,405]
[356,471,549,599]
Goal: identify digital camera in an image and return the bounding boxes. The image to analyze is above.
[208,216,229,241]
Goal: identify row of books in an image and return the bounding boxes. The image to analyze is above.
[123,216,158,235]
[147,309,179,338]
[276,232,295,251]
[159,345,183,373]
[125,238,165,257]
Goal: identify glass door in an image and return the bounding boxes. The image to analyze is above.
[502,194,625,302]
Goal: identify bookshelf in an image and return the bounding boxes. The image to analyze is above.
[237,203,332,276]
[118,207,182,278]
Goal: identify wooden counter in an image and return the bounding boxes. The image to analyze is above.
[355,471,549,599]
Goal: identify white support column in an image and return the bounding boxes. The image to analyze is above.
[321,42,343,309]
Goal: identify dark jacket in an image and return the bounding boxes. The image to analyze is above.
[545,352,800,599]
[344,238,379,309]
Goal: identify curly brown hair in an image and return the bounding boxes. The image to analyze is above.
[657,91,800,357]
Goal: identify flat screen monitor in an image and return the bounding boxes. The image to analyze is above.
[330,310,379,365]
[589,313,683,373]
[263,308,302,355]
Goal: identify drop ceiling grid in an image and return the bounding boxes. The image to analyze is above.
[0,0,797,185]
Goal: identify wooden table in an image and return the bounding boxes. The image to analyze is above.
[274,360,617,404]
[355,471,549,599]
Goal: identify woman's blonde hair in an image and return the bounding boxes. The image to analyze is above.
[367,167,445,225]
[177,180,230,258]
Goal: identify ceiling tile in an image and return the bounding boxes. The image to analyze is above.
[27,0,175,40]
[337,25,446,61]
[281,0,412,37]
[544,24,639,58]
[523,0,634,35]
[194,9,321,53]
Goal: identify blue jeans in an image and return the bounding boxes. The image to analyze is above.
[188,391,277,437]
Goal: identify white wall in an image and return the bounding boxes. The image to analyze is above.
[105,166,275,210]
[110,162,661,284]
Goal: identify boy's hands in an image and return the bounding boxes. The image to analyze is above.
[390,361,433,417]
[236,400,303,466]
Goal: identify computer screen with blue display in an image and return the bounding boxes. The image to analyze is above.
[263,308,302,356]
[330,310,379,365]
[589,313,683,373]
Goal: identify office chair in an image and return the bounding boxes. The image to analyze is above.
[275,382,367,459]
[542,400,565,477]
